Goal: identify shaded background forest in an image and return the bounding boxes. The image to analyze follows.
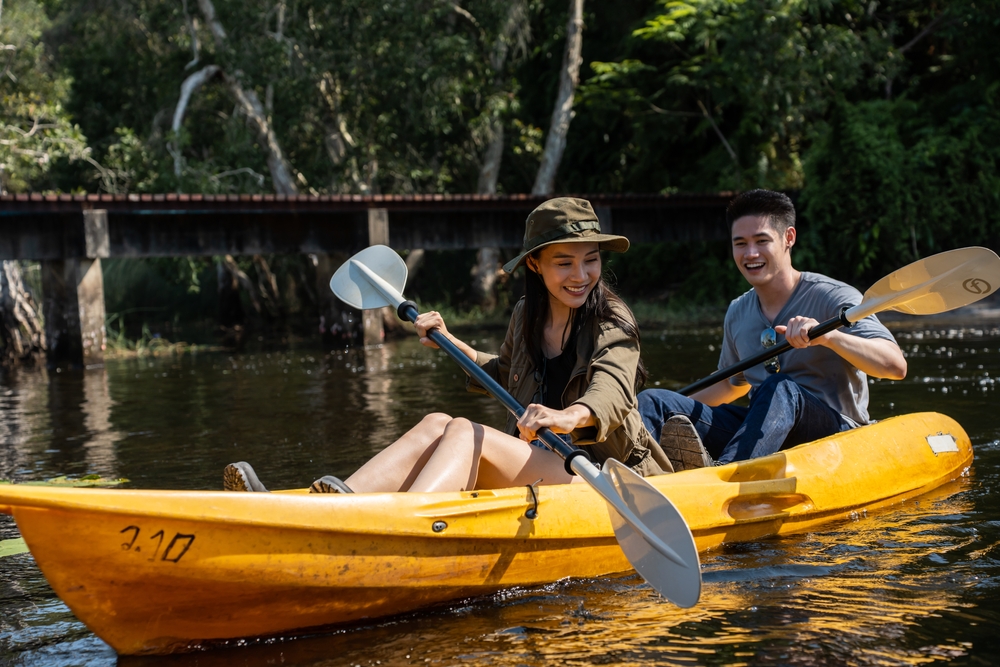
[3,0,999,335]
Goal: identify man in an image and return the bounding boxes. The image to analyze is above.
[639,189,907,470]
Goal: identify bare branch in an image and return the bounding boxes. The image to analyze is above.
[181,0,201,69]
[224,72,298,194]
[196,0,227,49]
[696,99,738,165]
[490,0,529,74]
[209,167,266,187]
[170,64,220,179]
[886,12,954,98]
[172,64,220,134]
[648,102,700,117]
[221,255,261,314]
[897,12,948,55]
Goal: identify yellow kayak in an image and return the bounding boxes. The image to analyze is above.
[0,412,972,655]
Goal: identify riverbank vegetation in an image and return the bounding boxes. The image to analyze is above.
[2,0,997,341]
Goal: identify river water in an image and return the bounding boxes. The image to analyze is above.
[1,319,999,666]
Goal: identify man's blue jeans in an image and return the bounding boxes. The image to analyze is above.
[637,374,853,464]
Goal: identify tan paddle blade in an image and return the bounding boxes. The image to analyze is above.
[847,247,1000,322]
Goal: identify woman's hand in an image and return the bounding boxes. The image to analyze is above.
[414,311,450,349]
[414,310,480,362]
[516,403,593,442]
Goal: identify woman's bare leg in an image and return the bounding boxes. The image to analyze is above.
[407,418,582,493]
[344,413,452,492]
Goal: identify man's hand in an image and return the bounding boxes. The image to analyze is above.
[775,316,824,348]
[776,315,907,380]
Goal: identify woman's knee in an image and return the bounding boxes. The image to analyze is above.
[418,412,453,431]
[441,416,477,438]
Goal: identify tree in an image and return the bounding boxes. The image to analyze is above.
[532,0,584,195]
[0,0,97,193]
[577,0,890,192]
[48,0,524,197]
[798,0,1000,281]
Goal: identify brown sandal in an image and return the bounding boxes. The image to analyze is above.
[223,462,269,492]
[309,475,354,494]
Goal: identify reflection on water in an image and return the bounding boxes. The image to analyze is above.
[1,323,999,666]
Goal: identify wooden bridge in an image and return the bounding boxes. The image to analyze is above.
[0,192,733,367]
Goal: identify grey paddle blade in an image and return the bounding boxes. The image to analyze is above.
[601,459,702,608]
[330,245,407,310]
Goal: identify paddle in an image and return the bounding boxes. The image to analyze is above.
[678,246,1000,396]
[330,245,702,608]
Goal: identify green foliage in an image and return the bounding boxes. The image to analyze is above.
[792,0,1000,283]
[798,92,1000,283]
[102,257,219,332]
[406,250,485,308]
[3,0,996,310]
[0,0,93,192]
[0,538,28,559]
[604,240,747,307]
[41,0,529,195]
[575,0,890,192]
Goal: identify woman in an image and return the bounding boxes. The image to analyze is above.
[225,197,672,494]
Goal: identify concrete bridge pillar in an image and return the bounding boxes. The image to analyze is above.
[42,209,108,368]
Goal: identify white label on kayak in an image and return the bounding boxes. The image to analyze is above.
[927,434,959,454]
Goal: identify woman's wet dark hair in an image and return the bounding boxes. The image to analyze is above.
[522,250,648,391]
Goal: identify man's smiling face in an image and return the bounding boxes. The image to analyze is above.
[731,214,796,288]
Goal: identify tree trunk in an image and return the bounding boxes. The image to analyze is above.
[224,76,299,195]
[188,0,299,195]
[473,122,504,309]
[532,0,584,196]
[470,247,501,310]
[252,254,282,319]
[0,261,46,367]
[470,1,528,309]
[217,255,261,325]
[477,121,504,195]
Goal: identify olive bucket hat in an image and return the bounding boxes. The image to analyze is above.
[502,197,630,274]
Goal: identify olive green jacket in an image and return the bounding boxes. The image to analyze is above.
[467,299,671,477]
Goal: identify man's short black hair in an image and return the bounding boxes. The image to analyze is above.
[726,189,796,233]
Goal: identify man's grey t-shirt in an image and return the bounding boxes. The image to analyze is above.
[718,272,897,426]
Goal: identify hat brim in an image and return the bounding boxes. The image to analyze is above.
[502,234,630,274]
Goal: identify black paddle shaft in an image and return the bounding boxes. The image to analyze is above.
[397,301,589,475]
[677,307,852,397]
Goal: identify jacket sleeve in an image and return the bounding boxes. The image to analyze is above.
[466,304,518,395]
[571,321,639,442]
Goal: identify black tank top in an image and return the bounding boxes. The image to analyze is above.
[538,330,577,409]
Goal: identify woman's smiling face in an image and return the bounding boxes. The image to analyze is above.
[527,242,602,310]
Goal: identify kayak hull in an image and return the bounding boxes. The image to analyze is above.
[0,412,973,655]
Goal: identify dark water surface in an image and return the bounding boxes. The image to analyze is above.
[1,320,999,666]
